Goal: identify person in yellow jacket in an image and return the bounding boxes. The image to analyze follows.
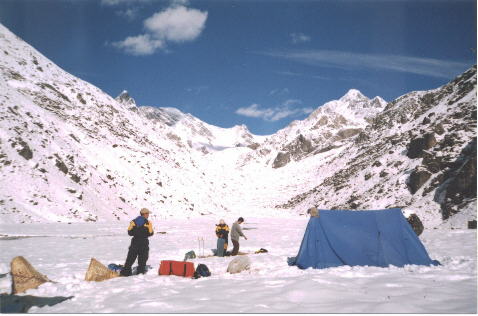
[215,219,229,257]
[120,208,154,276]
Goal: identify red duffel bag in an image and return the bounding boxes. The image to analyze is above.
[159,260,195,278]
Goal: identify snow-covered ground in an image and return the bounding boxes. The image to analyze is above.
[1,217,476,313]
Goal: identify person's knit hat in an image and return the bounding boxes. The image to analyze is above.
[140,208,151,215]
[308,207,318,217]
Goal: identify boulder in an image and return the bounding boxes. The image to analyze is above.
[422,117,431,125]
[272,134,314,168]
[10,256,51,294]
[422,152,445,173]
[407,214,424,236]
[408,168,432,194]
[272,152,291,169]
[335,128,362,140]
[247,143,260,150]
[227,256,251,274]
[434,123,445,135]
[435,139,477,219]
[468,220,477,229]
[84,258,119,282]
[407,133,437,158]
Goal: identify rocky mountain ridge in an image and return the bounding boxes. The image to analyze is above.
[275,66,476,228]
[0,23,476,229]
[116,91,264,153]
[238,89,388,168]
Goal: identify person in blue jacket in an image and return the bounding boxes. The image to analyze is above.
[120,208,154,276]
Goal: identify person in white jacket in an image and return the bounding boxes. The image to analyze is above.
[230,217,247,256]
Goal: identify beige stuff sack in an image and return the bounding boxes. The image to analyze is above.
[84,258,119,282]
[11,256,51,294]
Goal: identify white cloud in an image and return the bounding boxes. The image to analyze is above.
[236,99,313,122]
[263,49,470,79]
[290,33,311,44]
[113,5,208,55]
[116,8,139,20]
[112,34,164,56]
[144,6,208,42]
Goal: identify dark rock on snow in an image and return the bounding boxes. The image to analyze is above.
[434,138,477,219]
[408,168,432,194]
[406,133,437,159]
[407,213,424,236]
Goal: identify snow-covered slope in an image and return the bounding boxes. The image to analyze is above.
[0,23,475,229]
[0,24,237,223]
[276,67,477,228]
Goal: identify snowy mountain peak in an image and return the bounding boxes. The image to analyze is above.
[115,90,136,107]
[340,89,367,102]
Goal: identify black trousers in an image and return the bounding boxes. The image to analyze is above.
[121,240,149,276]
[231,239,240,256]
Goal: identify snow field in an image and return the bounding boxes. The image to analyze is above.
[0,217,476,313]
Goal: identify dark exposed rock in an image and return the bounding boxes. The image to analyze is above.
[468,220,477,229]
[379,170,388,178]
[335,128,362,140]
[70,174,81,183]
[422,152,446,174]
[16,140,33,160]
[54,156,68,175]
[272,152,291,169]
[372,161,382,167]
[439,134,458,150]
[272,134,314,168]
[317,145,340,153]
[247,143,260,150]
[407,213,424,236]
[37,83,70,102]
[407,133,437,158]
[434,138,477,219]
[422,117,431,125]
[408,168,432,194]
[355,131,370,144]
[288,134,314,154]
[76,93,86,105]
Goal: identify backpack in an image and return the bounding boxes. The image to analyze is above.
[107,263,124,273]
[193,264,211,279]
[183,250,197,261]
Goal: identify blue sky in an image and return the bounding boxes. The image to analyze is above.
[0,0,476,135]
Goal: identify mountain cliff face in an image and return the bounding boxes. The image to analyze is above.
[0,23,475,228]
[0,24,231,223]
[275,66,476,228]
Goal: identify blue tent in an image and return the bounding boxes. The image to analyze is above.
[289,208,439,269]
